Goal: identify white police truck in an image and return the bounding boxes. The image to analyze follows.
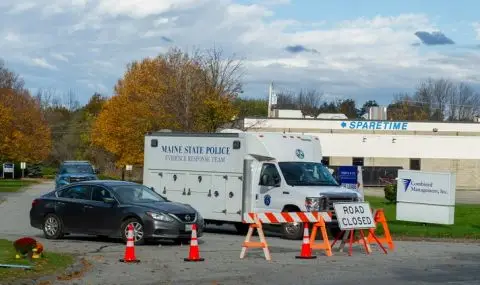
[142,130,362,239]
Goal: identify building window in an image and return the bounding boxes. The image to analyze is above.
[410,158,421,170]
[321,157,330,166]
[352,157,364,166]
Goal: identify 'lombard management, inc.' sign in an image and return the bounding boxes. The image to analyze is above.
[341,121,408,130]
[396,170,456,225]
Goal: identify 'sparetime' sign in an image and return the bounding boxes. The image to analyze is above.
[341,121,408,131]
[396,170,456,225]
[333,202,375,231]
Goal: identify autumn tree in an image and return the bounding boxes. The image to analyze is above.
[0,61,52,163]
[91,47,242,166]
[0,89,51,163]
[387,93,429,120]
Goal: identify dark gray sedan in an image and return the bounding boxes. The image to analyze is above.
[30,180,204,245]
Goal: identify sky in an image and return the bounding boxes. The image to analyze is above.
[1,0,479,107]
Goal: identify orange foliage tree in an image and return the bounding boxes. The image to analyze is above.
[91,47,243,167]
[0,88,52,163]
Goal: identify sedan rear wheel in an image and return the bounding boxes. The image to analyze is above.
[121,218,145,245]
[43,214,64,239]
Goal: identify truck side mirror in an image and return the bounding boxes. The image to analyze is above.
[261,174,269,186]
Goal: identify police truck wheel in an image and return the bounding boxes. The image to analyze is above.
[234,223,250,235]
[281,222,304,240]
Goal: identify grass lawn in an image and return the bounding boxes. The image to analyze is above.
[365,195,480,239]
[0,179,40,193]
[0,239,74,283]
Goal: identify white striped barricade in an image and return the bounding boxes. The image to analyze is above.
[240,211,333,261]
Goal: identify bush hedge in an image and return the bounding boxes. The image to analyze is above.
[384,183,397,203]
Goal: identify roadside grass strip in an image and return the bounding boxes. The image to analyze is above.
[0,179,40,193]
[0,239,74,283]
[366,196,480,239]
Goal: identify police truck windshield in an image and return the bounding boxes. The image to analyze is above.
[278,162,339,186]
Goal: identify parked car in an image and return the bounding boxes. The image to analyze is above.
[30,180,204,245]
[55,161,98,189]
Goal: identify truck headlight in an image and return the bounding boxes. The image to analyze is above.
[146,211,174,222]
[305,197,329,212]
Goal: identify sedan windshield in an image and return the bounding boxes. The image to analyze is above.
[60,165,94,174]
[278,162,339,187]
[112,184,167,203]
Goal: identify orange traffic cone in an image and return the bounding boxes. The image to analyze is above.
[295,223,317,259]
[184,224,204,262]
[119,224,140,263]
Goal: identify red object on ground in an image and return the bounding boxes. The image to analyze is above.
[184,224,204,262]
[119,224,140,263]
[295,223,317,259]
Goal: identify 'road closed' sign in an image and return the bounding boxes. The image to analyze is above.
[333,202,375,230]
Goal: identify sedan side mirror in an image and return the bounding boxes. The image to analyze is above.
[103,197,116,204]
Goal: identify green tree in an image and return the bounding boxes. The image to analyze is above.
[233,98,268,118]
[359,100,379,117]
[337,99,358,118]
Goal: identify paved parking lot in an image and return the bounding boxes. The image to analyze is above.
[1,181,480,285]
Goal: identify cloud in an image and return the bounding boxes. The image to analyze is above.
[0,1,478,106]
[414,31,455,45]
[473,22,480,40]
[285,45,318,54]
[30,58,57,70]
[51,52,70,62]
[7,2,36,14]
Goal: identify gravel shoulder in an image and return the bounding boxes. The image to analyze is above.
[1,182,479,285]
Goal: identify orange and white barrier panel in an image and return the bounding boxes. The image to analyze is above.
[240,211,332,261]
[242,211,332,224]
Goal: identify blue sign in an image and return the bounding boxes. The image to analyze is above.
[338,166,357,184]
[341,121,408,131]
[264,194,271,206]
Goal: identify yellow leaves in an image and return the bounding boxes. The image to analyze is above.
[0,88,52,163]
[91,47,241,166]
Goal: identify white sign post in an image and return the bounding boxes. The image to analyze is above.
[125,165,133,181]
[333,202,376,231]
[396,170,456,225]
[20,162,26,178]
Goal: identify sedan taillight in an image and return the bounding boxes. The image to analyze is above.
[32,199,39,208]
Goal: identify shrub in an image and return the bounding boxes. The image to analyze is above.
[384,183,397,203]
[98,174,121,180]
[41,166,58,176]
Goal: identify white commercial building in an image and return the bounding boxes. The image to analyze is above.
[234,117,480,190]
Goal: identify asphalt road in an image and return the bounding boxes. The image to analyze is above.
[1,181,480,285]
